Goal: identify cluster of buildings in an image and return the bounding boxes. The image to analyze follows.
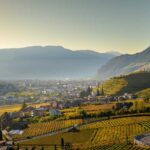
[86,93,137,104]
[134,133,150,148]
[0,80,98,105]
[19,105,62,118]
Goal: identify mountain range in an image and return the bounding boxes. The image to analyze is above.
[0,46,119,80]
[97,46,150,80]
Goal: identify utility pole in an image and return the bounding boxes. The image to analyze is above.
[61,138,65,150]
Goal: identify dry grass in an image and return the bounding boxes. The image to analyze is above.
[80,104,114,111]
[0,104,21,116]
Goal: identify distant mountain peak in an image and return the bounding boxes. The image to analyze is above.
[105,51,122,56]
[96,46,150,80]
[0,46,117,80]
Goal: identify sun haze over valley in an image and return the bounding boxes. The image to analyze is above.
[0,0,150,150]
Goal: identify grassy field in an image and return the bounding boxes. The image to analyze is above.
[0,104,21,116]
[29,102,50,108]
[21,129,94,145]
[136,88,150,99]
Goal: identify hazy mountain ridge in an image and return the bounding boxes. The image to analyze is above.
[97,47,150,80]
[0,46,118,80]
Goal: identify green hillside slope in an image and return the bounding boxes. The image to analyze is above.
[96,72,150,95]
[97,46,150,80]
[136,88,150,100]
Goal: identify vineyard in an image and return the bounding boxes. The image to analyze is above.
[138,120,150,130]
[80,104,114,111]
[90,124,145,144]
[19,116,150,150]
[75,116,150,150]
[80,116,150,130]
[82,143,149,150]
[62,104,114,118]
[0,104,21,116]
[13,119,83,140]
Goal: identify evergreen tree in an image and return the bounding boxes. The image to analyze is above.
[86,86,92,96]
[0,125,3,141]
[96,89,100,96]
[41,147,44,150]
[61,137,65,149]
[54,145,57,150]
[17,144,20,150]
[21,100,27,110]
[101,85,104,95]
[0,117,3,141]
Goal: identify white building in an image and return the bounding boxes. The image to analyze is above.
[49,109,62,116]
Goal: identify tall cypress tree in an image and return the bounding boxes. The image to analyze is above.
[21,100,27,110]
[0,117,3,141]
[101,85,104,96]
[61,138,65,149]
[0,126,2,141]
[96,89,100,96]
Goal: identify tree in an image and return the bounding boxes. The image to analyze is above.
[41,147,44,150]
[54,145,57,150]
[61,138,65,149]
[6,147,15,150]
[96,89,100,96]
[21,100,27,110]
[101,85,104,95]
[79,110,87,119]
[80,90,86,98]
[86,86,92,96]
[17,144,20,150]
[0,125,3,141]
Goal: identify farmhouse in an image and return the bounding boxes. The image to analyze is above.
[20,106,35,117]
[49,109,62,116]
[134,133,150,148]
[11,121,28,130]
[31,108,46,117]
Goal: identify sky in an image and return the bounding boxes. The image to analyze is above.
[0,0,150,54]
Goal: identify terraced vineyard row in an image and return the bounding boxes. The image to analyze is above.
[90,124,146,145]
[84,143,149,150]
[74,116,150,150]
[17,116,150,150]
[138,120,150,131]
[13,119,83,140]
[80,116,150,130]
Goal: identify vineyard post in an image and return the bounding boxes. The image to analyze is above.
[54,144,57,150]
[126,134,129,145]
[61,138,65,150]
[17,143,20,150]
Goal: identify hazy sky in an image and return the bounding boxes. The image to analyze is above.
[0,0,150,53]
